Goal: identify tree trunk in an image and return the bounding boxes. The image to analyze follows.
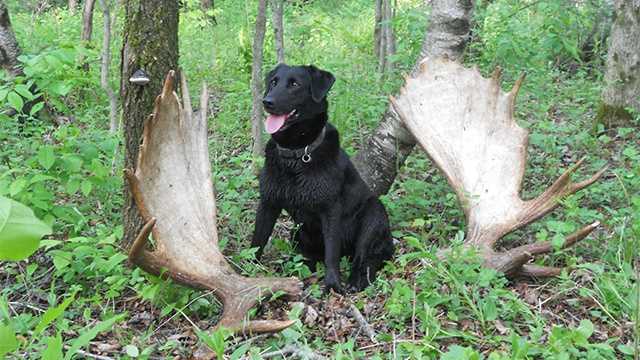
[98,0,118,133]
[271,0,285,63]
[376,0,396,74]
[81,0,97,43]
[374,0,382,59]
[598,0,640,128]
[69,0,78,12]
[250,0,268,158]
[121,0,179,248]
[0,1,23,78]
[353,0,474,196]
[201,0,212,9]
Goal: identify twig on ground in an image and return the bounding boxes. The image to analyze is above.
[349,304,377,343]
[8,301,45,313]
[260,344,326,359]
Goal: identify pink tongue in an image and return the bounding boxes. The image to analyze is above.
[265,114,287,134]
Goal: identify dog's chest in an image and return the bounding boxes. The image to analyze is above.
[261,163,341,210]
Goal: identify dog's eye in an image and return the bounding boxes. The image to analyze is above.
[270,79,278,87]
[290,80,299,87]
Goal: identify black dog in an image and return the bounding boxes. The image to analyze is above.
[250,64,394,293]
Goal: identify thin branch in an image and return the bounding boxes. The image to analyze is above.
[349,304,377,343]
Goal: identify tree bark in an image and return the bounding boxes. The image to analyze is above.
[98,0,118,133]
[271,0,285,63]
[353,0,474,196]
[374,0,382,59]
[81,0,97,43]
[69,0,78,12]
[598,0,640,127]
[250,0,268,158]
[201,0,212,8]
[0,0,23,78]
[121,0,179,248]
[376,0,396,74]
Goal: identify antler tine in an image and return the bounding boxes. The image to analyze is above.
[180,70,192,123]
[519,265,562,277]
[129,218,156,263]
[162,70,176,99]
[519,159,607,227]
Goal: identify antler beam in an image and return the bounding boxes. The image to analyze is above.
[391,57,607,277]
[125,71,302,334]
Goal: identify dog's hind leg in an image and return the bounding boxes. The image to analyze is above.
[348,199,394,292]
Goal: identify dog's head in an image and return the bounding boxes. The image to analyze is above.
[262,64,335,135]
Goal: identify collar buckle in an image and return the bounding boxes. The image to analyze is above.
[301,146,312,163]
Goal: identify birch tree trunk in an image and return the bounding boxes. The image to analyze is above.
[98,0,118,133]
[598,0,640,127]
[271,0,285,63]
[69,0,78,13]
[81,0,96,43]
[121,0,179,248]
[353,0,474,196]
[250,0,268,158]
[375,0,396,74]
[0,0,23,78]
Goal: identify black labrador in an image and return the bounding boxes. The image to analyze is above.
[250,64,394,293]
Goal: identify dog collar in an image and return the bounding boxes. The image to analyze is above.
[277,126,326,163]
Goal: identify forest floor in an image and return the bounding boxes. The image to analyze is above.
[1,0,638,359]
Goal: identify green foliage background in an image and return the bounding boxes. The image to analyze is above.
[0,0,638,358]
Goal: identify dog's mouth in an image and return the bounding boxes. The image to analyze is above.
[264,109,297,134]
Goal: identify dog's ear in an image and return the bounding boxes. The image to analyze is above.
[264,63,286,93]
[307,65,335,103]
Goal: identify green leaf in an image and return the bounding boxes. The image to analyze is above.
[0,323,18,357]
[80,180,92,196]
[66,178,80,195]
[38,146,56,170]
[7,91,23,112]
[14,84,34,100]
[64,313,126,360]
[0,88,9,101]
[41,335,64,360]
[30,101,44,116]
[576,319,594,340]
[34,291,77,334]
[9,178,27,196]
[0,196,52,261]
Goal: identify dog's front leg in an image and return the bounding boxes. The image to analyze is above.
[320,204,343,293]
[251,200,282,259]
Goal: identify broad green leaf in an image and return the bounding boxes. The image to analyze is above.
[41,335,64,360]
[7,91,23,112]
[0,196,52,261]
[14,84,34,100]
[64,313,126,360]
[34,291,77,334]
[0,88,9,101]
[29,101,45,116]
[66,178,80,195]
[80,180,92,196]
[38,146,56,170]
[9,178,27,196]
[0,323,18,357]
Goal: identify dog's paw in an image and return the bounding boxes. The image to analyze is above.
[323,275,344,295]
[347,275,369,293]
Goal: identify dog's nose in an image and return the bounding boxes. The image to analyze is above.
[262,97,274,108]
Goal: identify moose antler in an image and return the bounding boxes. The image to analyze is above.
[391,57,607,277]
[124,71,302,334]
